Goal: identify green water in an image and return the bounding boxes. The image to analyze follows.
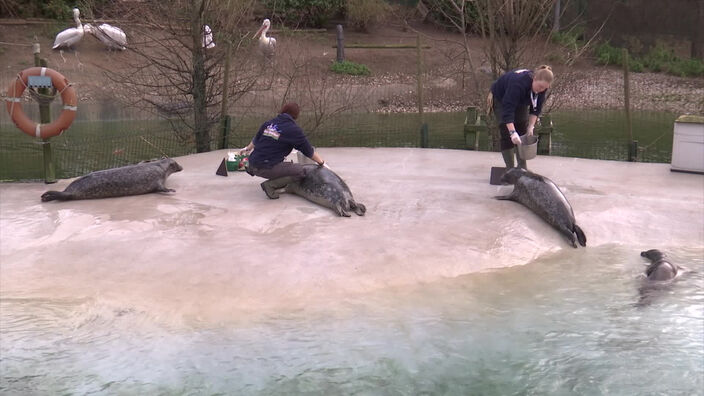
[2,245,702,394]
[0,106,679,180]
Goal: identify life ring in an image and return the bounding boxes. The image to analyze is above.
[5,67,77,139]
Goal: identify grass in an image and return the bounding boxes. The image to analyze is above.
[330,60,371,76]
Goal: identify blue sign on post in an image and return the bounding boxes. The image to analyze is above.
[28,76,52,88]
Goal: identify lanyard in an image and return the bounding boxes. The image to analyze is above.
[530,91,538,110]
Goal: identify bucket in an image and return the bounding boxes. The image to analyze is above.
[517,134,538,160]
[296,148,317,165]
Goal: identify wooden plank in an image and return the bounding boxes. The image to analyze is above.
[332,44,431,49]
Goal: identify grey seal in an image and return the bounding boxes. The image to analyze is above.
[495,168,586,248]
[640,249,680,281]
[636,249,683,307]
[41,158,183,202]
[285,164,366,217]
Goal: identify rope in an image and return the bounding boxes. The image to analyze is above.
[639,130,670,151]
[139,136,169,158]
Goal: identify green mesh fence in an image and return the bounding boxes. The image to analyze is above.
[1,103,678,181]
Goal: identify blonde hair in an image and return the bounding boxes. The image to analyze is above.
[534,65,554,84]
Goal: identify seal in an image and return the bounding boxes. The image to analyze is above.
[285,164,366,217]
[41,158,183,202]
[640,249,680,281]
[636,249,683,306]
[495,167,586,248]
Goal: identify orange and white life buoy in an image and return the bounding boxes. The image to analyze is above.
[5,67,77,139]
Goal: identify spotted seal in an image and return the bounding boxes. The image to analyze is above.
[41,158,183,202]
[285,164,366,217]
[640,249,680,281]
[636,249,683,306]
[495,167,586,248]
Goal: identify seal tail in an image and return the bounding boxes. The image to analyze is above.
[41,191,71,202]
[574,224,587,247]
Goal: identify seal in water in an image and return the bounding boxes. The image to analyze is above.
[41,158,183,202]
[636,249,683,306]
[495,167,586,248]
[285,164,366,217]
[640,249,680,281]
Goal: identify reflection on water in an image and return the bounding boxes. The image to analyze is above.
[1,245,702,394]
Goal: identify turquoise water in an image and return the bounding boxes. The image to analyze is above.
[2,245,702,394]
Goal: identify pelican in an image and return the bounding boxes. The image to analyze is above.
[84,23,127,50]
[202,25,215,49]
[52,8,84,50]
[255,19,276,56]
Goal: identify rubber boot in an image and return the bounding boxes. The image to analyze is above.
[501,149,516,168]
[516,149,528,170]
[260,176,296,199]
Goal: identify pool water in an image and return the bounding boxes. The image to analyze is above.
[1,245,702,394]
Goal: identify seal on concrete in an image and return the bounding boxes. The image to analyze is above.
[640,249,681,281]
[495,167,586,248]
[285,164,366,217]
[41,158,183,202]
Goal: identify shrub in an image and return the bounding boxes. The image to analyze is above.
[264,0,344,28]
[550,27,584,50]
[595,41,704,77]
[345,0,390,32]
[330,60,370,76]
[595,42,622,66]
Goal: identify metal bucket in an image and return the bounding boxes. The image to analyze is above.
[517,135,538,160]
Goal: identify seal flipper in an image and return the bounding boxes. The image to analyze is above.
[559,225,578,248]
[574,224,587,246]
[41,191,72,202]
[334,203,351,217]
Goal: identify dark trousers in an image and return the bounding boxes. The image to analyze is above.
[247,161,307,180]
[492,99,529,151]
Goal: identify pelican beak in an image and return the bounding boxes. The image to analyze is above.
[255,26,264,38]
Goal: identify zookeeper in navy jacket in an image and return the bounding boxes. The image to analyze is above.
[240,102,326,199]
[490,65,554,169]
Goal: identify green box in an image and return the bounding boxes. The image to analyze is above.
[226,160,237,171]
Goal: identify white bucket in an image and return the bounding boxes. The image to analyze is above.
[517,135,538,160]
[296,149,317,165]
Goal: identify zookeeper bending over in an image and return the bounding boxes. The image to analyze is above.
[490,65,554,169]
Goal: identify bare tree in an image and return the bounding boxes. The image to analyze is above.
[420,0,556,99]
[107,0,260,152]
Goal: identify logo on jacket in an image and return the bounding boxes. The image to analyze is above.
[263,124,281,140]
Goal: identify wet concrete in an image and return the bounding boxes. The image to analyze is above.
[1,148,702,318]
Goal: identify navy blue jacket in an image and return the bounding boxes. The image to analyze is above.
[248,113,314,168]
[491,69,547,124]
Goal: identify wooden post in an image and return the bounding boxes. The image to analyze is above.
[336,25,344,63]
[34,43,56,183]
[623,48,635,161]
[420,123,429,148]
[219,41,232,149]
[417,34,427,147]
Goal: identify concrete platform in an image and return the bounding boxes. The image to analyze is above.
[1,148,702,317]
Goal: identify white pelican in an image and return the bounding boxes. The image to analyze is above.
[255,19,276,56]
[84,23,127,50]
[52,8,84,49]
[202,25,215,49]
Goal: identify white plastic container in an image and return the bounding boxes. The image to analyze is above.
[671,115,704,174]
